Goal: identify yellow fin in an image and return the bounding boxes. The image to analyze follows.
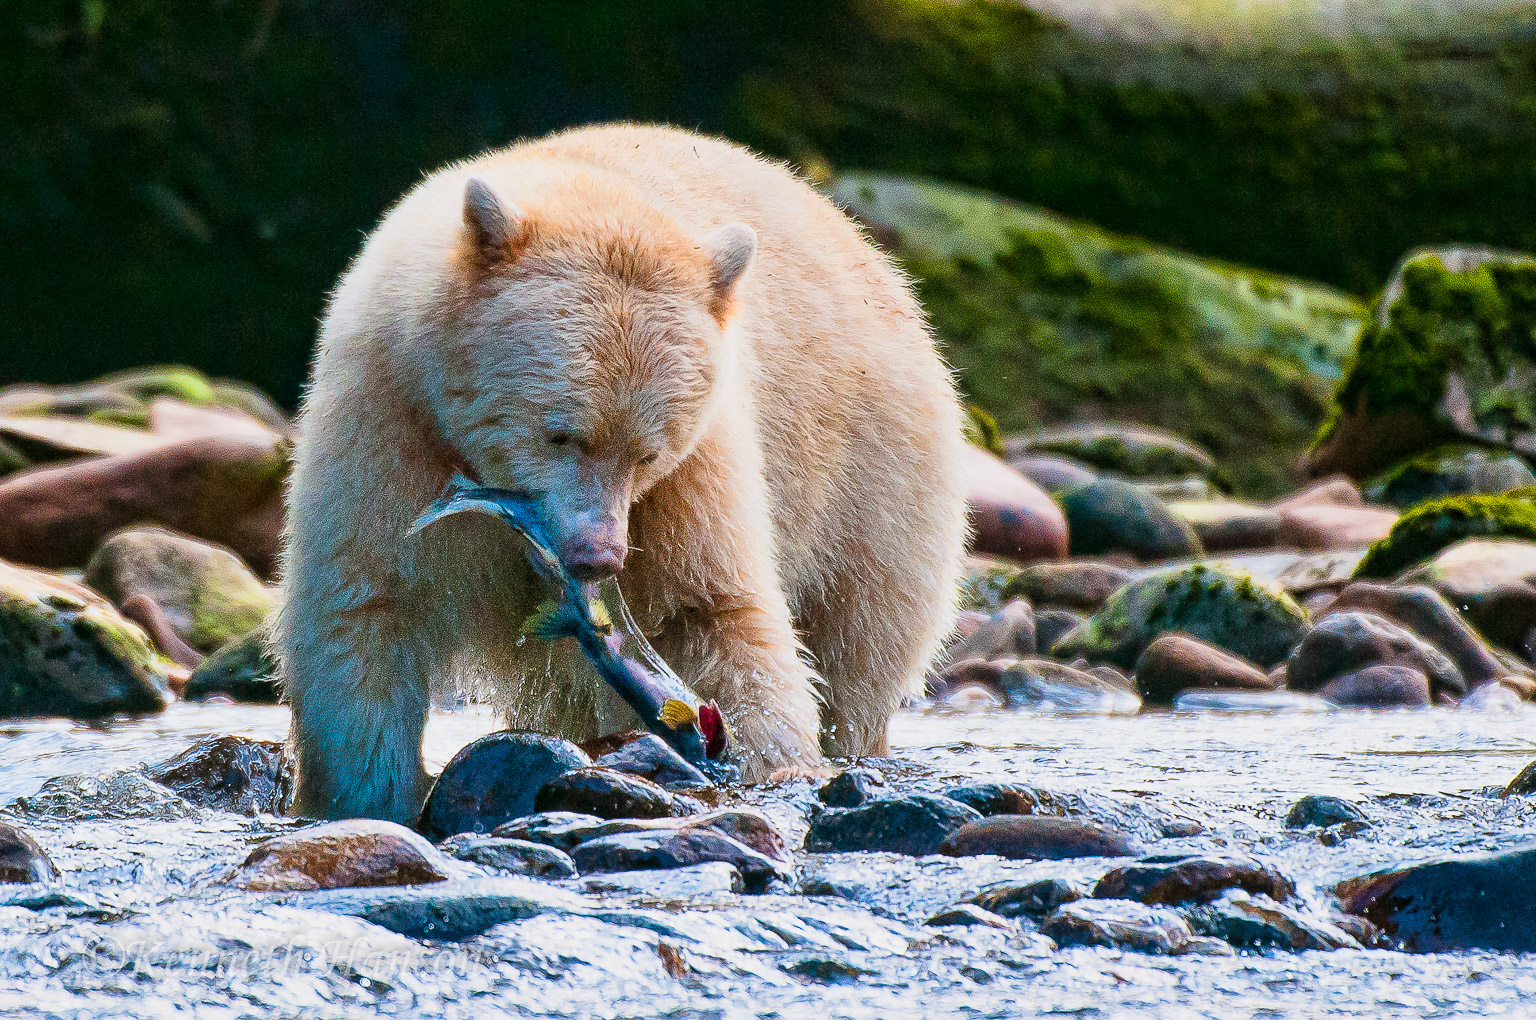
[520,600,565,640]
[587,598,613,632]
[657,698,698,730]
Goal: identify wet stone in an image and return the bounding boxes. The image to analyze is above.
[1318,663,1432,707]
[533,766,704,820]
[569,828,789,891]
[496,807,790,863]
[1502,758,1536,797]
[940,816,1139,861]
[947,600,1037,661]
[182,629,280,704]
[804,793,981,856]
[593,733,711,789]
[1335,846,1536,952]
[1284,795,1369,829]
[1001,560,1132,612]
[1093,853,1295,905]
[1134,634,1277,705]
[817,767,887,808]
[1286,611,1466,700]
[492,811,604,849]
[232,819,458,891]
[580,861,743,898]
[1035,608,1087,654]
[145,735,291,816]
[926,903,1014,929]
[417,731,590,842]
[968,877,1084,919]
[437,835,576,879]
[1039,899,1197,955]
[1186,890,1358,951]
[0,822,59,884]
[996,658,1142,714]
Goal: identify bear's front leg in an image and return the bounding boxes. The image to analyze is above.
[628,431,825,782]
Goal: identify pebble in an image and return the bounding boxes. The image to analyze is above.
[926,903,1015,929]
[1001,560,1132,612]
[1039,900,1198,955]
[968,877,1084,919]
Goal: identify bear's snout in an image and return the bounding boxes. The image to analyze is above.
[563,531,628,581]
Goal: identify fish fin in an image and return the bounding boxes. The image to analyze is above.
[521,599,572,640]
[587,598,613,633]
[657,698,698,730]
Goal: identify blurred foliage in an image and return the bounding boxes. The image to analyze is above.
[4,0,1536,410]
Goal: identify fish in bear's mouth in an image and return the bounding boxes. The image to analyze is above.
[409,472,733,770]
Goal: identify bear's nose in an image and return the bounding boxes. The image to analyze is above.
[564,539,626,582]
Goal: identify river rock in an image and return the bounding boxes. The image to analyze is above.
[232,819,457,891]
[926,657,1006,700]
[437,835,576,879]
[1094,853,1294,905]
[803,793,981,856]
[581,861,743,898]
[1039,900,1197,955]
[147,396,282,445]
[533,767,703,821]
[1335,846,1536,952]
[1284,795,1368,829]
[1059,479,1201,561]
[1502,759,1536,797]
[1399,539,1536,648]
[1285,610,1465,699]
[968,877,1084,919]
[0,415,163,461]
[182,628,281,703]
[1187,890,1358,951]
[958,556,1025,613]
[1056,564,1309,670]
[0,559,170,719]
[1007,454,1098,495]
[417,732,590,842]
[1277,502,1399,551]
[996,658,1141,714]
[1133,634,1276,705]
[926,903,1015,929]
[83,527,273,657]
[0,823,59,883]
[497,807,789,862]
[1169,501,1283,553]
[593,733,710,789]
[1318,663,1432,707]
[1019,424,1216,481]
[818,767,887,809]
[1356,493,1536,581]
[1328,581,1503,687]
[1034,608,1087,654]
[940,816,1138,860]
[0,435,289,576]
[491,811,605,850]
[570,829,788,890]
[1365,445,1536,509]
[946,599,1036,662]
[145,735,291,815]
[1001,560,1132,612]
[962,446,1070,564]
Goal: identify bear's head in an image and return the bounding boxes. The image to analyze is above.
[426,173,755,582]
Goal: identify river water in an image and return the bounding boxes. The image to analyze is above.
[0,700,1533,1019]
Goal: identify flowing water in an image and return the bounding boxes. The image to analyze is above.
[1,700,1534,1019]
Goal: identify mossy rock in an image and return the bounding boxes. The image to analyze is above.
[96,365,219,407]
[958,555,1024,613]
[1059,479,1202,562]
[1310,249,1536,479]
[0,560,170,719]
[0,439,28,479]
[1354,492,1536,580]
[834,173,1362,497]
[1054,564,1309,670]
[184,629,281,704]
[1019,425,1215,481]
[1363,445,1536,510]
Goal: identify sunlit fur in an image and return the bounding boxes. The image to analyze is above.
[278,123,968,822]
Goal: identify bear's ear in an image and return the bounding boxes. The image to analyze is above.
[462,176,531,265]
[702,222,756,313]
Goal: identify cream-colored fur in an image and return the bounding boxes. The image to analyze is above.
[279,123,967,822]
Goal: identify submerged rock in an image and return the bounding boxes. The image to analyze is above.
[817,767,887,809]
[940,816,1138,860]
[496,807,790,864]
[1502,759,1536,797]
[1059,479,1201,561]
[570,829,789,890]
[416,732,590,842]
[804,794,981,856]
[1187,890,1358,951]
[232,820,457,891]
[996,658,1141,714]
[0,823,59,884]
[145,735,290,815]
[0,559,170,719]
[1055,564,1309,671]
[1335,847,1536,952]
[1039,900,1197,955]
[1285,610,1465,700]
[1284,795,1369,830]
[533,767,703,821]
[1093,854,1295,905]
[437,835,576,879]
[1133,634,1276,705]
[182,628,281,703]
[83,526,273,656]
[968,877,1084,919]
[962,446,1069,564]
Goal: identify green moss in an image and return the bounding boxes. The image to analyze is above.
[1355,491,1536,579]
[1363,444,1536,509]
[958,556,1024,612]
[962,403,1005,457]
[97,366,218,407]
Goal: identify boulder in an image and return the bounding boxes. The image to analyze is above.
[182,629,281,703]
[1355,493,1536,579]
[961,445,1069,564]
[1328,581,1504,687]
[0,559,170,719]
[1318,664,1432,708]
[1187,890,1357,951]
[1093,854,1295,905]
[939,816,1138,860]
[1364,445,1536,509]
[0,435,289,576]
[1017,424,1215,481]
[416,732,590,842]
[1399,539,1536,648]
[1284,795,1368,830]
[1055,564,1309,671]
[1285,610,1465,699]
[231,819,458,891]
[145,735,291,815]
[1006,454,1097,495]
[1336,847,1536,952]
[1000,560,1132,612]
[0,823,59,883]
[533,767,703,821]
[83,527,273,657]
[803,793,981,856]
[1133,634,1277,705]
[1059,479,1202,561]
[1277,503,1398,552]
[1034,608,1087,655]
[968,877,1084,919]
[1168,500,1283,553]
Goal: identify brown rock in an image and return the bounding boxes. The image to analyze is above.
[1094,854,1295,905]
[0,436,288,576]
[927,656,1009,700]
[1272,477,1363,511]
[0,822,59,883]
[231,819,456,891]
[962,445,1069,565]
[1000,560,1132,611]
[944,599,1035,662]
[1168,500,1284,552]
[1329,581,1503,686]
[1277,503,1398,551]
[1400,540,1536,649]
[0,415,164,462]
[147,397,282,445]
[1133,634,1277,705]
[1318,664,1432,707]
[939,815,1138,860]
[533,767,703,820]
